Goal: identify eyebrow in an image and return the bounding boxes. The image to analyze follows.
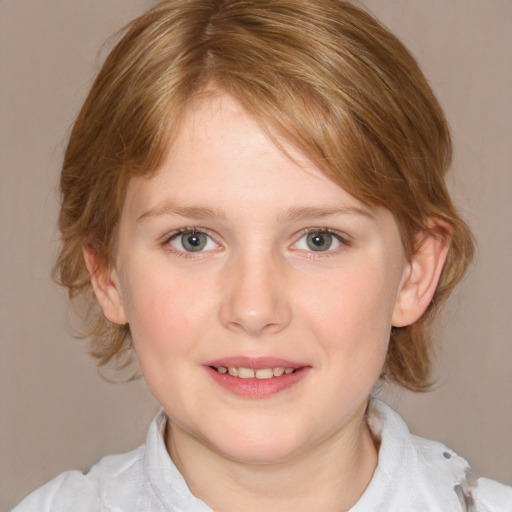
[279,205,374,222]
[137,201,226,223]
[136,201,373,224]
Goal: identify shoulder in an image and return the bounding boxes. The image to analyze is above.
[12,409,211,512]
[353,400,512,512]
[405,416,512,511]
[11,446,157,512]
[467,477,512,512]
[408,435,512,511]
[11,410,171,512]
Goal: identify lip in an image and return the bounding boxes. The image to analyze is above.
[204,356,311,399]
[205,356,305,369]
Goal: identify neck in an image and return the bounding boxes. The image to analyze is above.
[166,404,378,512]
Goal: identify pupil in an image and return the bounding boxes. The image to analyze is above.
[307,232,332,251]
[182,232,206,252]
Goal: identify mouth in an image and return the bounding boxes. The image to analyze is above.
[209,365,298,379]
[204,358,309,398]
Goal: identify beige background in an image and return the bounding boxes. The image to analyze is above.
[1,0,511,509]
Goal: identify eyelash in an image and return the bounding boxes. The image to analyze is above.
[162,227,220,259]
[161,227,351,258]
[293,228,351,256]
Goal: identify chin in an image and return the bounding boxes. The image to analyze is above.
[219,440,302,466]
[201,421,311,466]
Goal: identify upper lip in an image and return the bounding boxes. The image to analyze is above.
[204,356,307,369]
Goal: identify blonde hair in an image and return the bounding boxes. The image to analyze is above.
[55,0,474,391]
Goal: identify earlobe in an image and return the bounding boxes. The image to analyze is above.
[392,221,451,327]
[83,246,128,325]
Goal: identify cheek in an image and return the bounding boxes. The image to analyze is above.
[306,266,396,334]
[120,270,200,405]
[118,261,219,368]
[119,265,187,351]
[300,260,398,371]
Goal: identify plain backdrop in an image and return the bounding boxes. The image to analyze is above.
[1,0,511,509]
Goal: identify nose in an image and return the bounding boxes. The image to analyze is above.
[218,251,292,336]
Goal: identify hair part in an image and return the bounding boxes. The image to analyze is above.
[54,0,474,391]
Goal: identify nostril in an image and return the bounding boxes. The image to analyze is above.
[217,268,292,335]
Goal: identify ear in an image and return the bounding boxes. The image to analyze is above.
[392,220,451,327]
[83,245,128,325]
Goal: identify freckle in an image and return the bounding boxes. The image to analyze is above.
[443,451,452,459]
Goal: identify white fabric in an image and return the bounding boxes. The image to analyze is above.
[13,400,512,511]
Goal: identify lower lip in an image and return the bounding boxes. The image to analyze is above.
[205,366,310,398]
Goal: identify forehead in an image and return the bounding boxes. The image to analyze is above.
[124,93,371,216]
[171,93,316,174]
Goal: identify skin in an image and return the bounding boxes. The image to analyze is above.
[88,94,448,511]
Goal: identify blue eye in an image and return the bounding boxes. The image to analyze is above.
[295,230,343,252]
[168,230,217,252]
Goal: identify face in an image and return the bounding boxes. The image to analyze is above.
[105,94,411,465]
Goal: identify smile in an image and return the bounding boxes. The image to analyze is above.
[212,366,296,379]
[205,359,309,398]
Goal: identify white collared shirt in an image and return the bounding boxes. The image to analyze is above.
[13,400,512,511]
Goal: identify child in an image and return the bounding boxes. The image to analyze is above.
[13,0,512,510]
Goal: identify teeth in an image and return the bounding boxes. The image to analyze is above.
[217,366,296,379]
[255,368,273,379]
[238,367,255,379]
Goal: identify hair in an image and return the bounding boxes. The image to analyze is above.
[54,0,474,391]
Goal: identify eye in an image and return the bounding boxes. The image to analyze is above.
[167,229,218,253]
[294,229,344,252]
